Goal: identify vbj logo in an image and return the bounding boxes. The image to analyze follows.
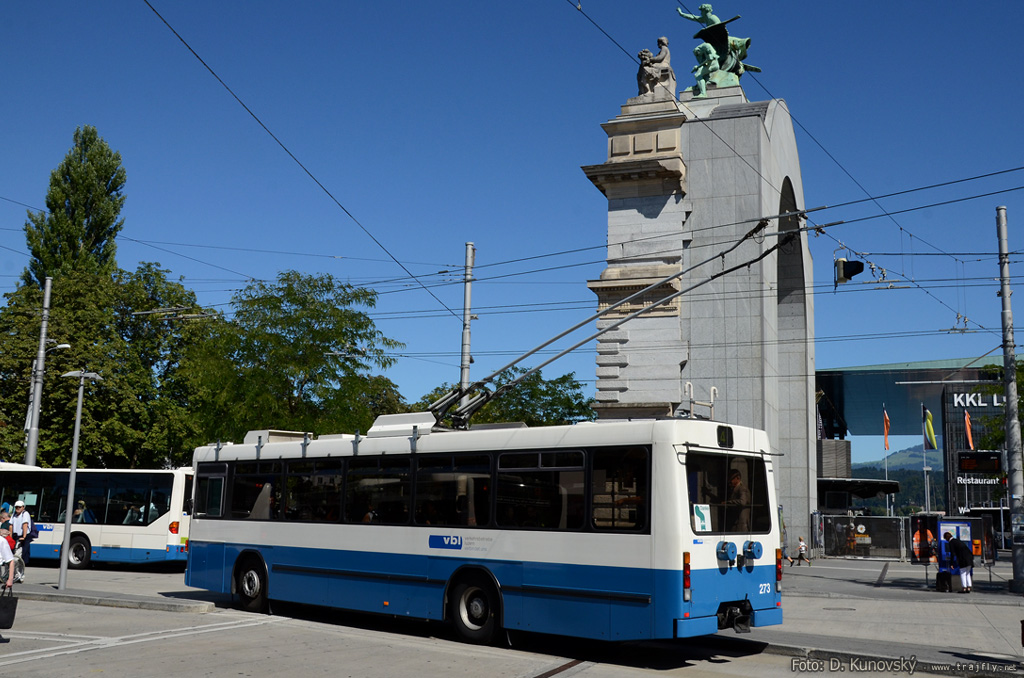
[429,535,463,550]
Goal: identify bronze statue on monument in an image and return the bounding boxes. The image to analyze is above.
[680,5,760,98]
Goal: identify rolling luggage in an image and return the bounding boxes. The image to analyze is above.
[0,587,17,629]
[936,570,952,593]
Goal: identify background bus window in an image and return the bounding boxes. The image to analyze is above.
[414,454,491,527]
[183,475,194,515]
[496,450,584,530]
[284,459,343,522]
[2,471,59,522]
[345,457,411,524]
[591,446,649,532]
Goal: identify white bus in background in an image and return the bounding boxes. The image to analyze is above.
[0,463,192,568]
[185,413,782,643]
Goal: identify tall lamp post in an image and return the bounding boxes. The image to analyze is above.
[57,370,102,592]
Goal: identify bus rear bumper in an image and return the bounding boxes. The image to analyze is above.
[675,606,782,637]
[751,605,783,627]
[675,615,719,637]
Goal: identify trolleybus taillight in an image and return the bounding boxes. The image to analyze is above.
[169,521,179,535]
[776,548,783,583]
[683,551,691,601]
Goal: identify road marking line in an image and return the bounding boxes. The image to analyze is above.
[0,617,280,667]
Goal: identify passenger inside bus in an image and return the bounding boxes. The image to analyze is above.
[724,469,751,532]
[74,500,96,523]
[59,500,96,523]
[123,506,144,524]
[362,500,378,523]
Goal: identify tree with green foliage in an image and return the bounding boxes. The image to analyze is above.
[22,125,126,288]
[0,265,210,468]
[417,366,596,428]
[0,125,214,468]
[185,270,406,444]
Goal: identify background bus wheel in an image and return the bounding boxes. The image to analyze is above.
[68,535,91,569]
[236,557,268,613]
[450,576,499,644]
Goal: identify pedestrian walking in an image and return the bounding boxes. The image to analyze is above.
[10,501,34,581]
[796,536,811,566]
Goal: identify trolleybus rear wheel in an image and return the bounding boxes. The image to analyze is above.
[450,575,499,644]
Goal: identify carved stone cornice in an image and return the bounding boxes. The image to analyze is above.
[581,157,686,199]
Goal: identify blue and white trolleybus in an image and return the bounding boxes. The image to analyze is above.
[185,412,782,643]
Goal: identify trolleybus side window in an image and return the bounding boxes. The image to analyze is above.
[345,457,411,524]
[414,454,491,527]
[196,463,227,518]
[591,446,649,532]
[687,452,771,534]
[496,451,585,530]
[230,462,281,520]
[284,459,344,523]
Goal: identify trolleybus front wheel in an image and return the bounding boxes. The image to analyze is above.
[236,556,268,613]
[450,575,499,644]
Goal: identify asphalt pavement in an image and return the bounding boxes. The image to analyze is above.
[8,555,1024,677]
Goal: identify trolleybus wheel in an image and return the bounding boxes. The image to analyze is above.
[450,575,499,644]
[236,556,268,613]
[68,535,91,569]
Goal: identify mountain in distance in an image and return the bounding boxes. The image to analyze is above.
[852,443,944,471]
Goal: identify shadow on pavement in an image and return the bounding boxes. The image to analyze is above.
[269,599,770,671]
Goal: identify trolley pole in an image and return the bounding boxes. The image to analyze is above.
[996,206,1024,592]
[459,242,476,410]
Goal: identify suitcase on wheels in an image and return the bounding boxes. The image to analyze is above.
[0,587,17,629]
[936,570,952,593]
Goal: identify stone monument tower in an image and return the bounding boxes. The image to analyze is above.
[582,17,817,542]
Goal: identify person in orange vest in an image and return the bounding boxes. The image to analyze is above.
[913,526,936,563]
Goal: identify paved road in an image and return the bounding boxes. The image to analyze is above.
[3,557,1023,676]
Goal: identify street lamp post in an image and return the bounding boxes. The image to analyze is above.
[57,370,102,592]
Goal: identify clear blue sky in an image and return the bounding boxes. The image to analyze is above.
[3,2,1023,462]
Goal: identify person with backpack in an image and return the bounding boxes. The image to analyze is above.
[10,501,35,581]
[945,531,975,593]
